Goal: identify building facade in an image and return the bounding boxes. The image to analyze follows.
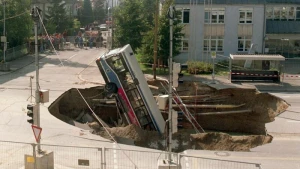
[175,0,300,63]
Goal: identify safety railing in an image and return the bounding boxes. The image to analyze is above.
[179,154,262,169]
[0,140,263,169]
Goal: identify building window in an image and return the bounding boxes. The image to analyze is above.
[266,6,299,20]
[288,7,295,20]
[266,7,273,19]
[239,9,253,24]
[204,36,223,52]
[297,7,300,20]
[238,36,251,52]
[182,9,190,23]
[181,39,189,52]
[205,9,225,24]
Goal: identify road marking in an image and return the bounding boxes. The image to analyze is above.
[287,120,300,123]
[67,54,77,60]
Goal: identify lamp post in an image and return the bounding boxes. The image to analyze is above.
[153,0,158,80]
[3,0,6,63]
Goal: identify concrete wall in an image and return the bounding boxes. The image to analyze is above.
[252,6,265,53]
[224,6,240,57]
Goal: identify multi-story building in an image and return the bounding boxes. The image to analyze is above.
[175,0,300,63]
[31,0,79,17]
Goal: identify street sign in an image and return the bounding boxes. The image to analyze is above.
[211,51,216,59]
[31,125,42,143]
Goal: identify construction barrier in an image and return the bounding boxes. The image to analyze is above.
[0,140,262,169]
[230,70,280,82]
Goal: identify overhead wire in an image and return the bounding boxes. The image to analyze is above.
[36,8,65,67]
[0,10,29,22]
[76,88,139,168]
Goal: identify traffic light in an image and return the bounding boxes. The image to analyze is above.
[173,62,182,88]
[26,104,37,125]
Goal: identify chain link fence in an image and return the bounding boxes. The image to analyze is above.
[0,140,262,169]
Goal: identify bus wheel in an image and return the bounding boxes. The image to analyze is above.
[105,82,118,94]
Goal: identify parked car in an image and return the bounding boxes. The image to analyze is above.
[99,24,107,31]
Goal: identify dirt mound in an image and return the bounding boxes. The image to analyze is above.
[95,124,272,152]
[190,132,273,151]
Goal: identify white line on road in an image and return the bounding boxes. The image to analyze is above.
[67,54,77,61]
[287,120,300,123]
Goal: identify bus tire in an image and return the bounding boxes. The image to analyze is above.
[105,82,118,94]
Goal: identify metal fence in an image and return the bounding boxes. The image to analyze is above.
[179,154,262,169]
[0,140,262,169]
[0,44,29,62]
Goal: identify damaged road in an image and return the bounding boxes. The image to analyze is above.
[48,80,289,152]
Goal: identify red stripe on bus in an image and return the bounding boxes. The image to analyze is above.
[118,88,140,126]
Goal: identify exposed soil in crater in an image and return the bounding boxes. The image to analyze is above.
[48,79,289,152]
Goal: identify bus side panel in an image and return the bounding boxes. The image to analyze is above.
[120,44,166,133]
[97,58,140,127]
[117,88,139,126]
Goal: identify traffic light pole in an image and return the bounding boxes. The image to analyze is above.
[33,6,41,153]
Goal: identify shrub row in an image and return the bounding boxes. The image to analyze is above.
[187,61,213,74]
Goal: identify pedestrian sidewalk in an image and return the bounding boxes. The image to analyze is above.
[0,52,49,76]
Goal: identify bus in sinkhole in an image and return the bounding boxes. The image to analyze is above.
[96,44,165,133]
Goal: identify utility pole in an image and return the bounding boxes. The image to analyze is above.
[168,5,174,163]
[111,0,114,49]
[3,0,6,63]
[32,6,42,153]
[153,0,159,80]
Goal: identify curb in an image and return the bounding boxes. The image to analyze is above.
[0,54,48,77]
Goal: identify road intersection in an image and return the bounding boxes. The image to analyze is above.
[0,47,299,169]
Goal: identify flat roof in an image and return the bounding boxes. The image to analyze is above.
[230,54,285,61]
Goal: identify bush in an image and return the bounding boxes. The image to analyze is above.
[187,61,213,74]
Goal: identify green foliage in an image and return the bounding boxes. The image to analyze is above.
[113,0,149,52]
[93,0,106,24]
[0,0,32,47]
[73,18,81,30]
[81,0,94,26]
[47,0,72,33]
[44,20,56,35]
[136,30,154,63]
[158,0,183,64]
[187,61,213,74]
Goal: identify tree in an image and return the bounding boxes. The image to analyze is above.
[136,0,157,63]
[158,0,183,64]
[0,0,32,47]
[138,0,183,64]
[93,0,106,24]
[113,0,149,52]
[46,0,72,33]
[81,0,93,26]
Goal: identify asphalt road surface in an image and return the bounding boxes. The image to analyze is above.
[0,48,299,169]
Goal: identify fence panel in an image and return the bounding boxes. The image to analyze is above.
[180,154,261,169]
[41,144,102,169]
[105,147,178,169]
[0,141,33,169]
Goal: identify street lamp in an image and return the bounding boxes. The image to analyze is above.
[2,0,6,63]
